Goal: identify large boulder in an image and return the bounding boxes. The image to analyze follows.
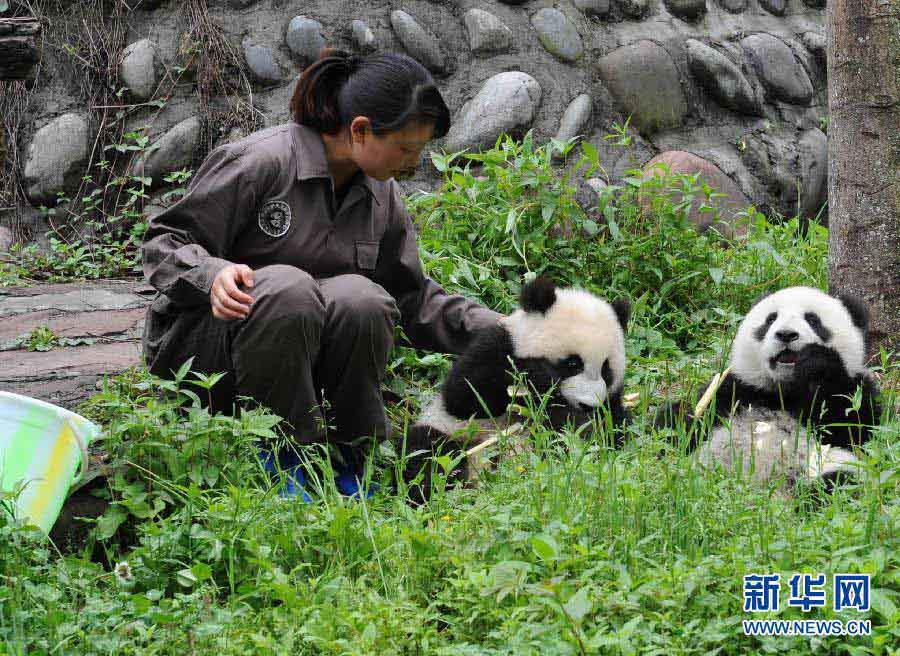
[597,41,688,134]
[739,129,826,220]
[686,39,761,115]
[643,150,751,238]
[390,10,447,74]
[22,113,90,206]
[444,72,542,153]
[553,93,593,158]
[128,115,202,188]
[800,31,826,61]
[120,39,160,101]
[351,20,377,53]
[740,33,814,105]
[243,38,283,84]
[464,9,512,55]
[531,8,583,62]
[286,16,325,65]
[797,128,828,219]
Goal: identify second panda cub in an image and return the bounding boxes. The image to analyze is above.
[658,286,882,493]
[403,277,630,499]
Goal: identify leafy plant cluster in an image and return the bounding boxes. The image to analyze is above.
[6,325,95,352]
[411,132,827,359]
[0,132,193,287]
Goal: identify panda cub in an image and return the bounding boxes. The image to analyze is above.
[403,277,630,500]
[658,287,881,493]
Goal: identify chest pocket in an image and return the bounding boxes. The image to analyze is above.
[355,240,380,271]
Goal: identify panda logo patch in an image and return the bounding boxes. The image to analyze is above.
[257,200,292,238]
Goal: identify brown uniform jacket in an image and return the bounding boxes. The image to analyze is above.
[141,121,500,358]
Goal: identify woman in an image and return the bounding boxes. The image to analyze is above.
[141,50,500,480]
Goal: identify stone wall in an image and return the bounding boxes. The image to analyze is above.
[3,0,829,244]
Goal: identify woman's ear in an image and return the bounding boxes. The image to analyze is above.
[349,116,372,146]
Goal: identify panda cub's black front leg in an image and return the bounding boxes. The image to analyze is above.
[793,343,880,449]
[401,425,469,505]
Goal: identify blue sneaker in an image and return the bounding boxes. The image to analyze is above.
[333,443,378,499]
[260,443,378,501]
[334,467,377,499]
[259,447,312,503]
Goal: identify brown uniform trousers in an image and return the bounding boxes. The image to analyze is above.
[142,122,500,444]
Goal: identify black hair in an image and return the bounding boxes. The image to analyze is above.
[290,48,450,138]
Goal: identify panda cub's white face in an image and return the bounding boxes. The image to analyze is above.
[502,288,627,410]
[730,287,866,390]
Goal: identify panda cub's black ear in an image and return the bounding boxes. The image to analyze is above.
[834,291,870,331]
[521,276,557,314]
[611,298,630,331]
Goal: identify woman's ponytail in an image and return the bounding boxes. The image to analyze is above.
[290,48,359,135]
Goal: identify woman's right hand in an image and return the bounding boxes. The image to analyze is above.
[211,264,255,321]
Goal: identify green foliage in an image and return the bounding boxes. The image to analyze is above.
[1,356,897,655]
[0,133,193,286]
[77,359,281,553]
[412,132,591,309]
[0,231,142,285]
[384,343,451,401]
[7,325,95,351]
[412,132,827,357]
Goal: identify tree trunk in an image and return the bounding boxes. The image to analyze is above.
[0,18,41,81]
[827,0,900,358]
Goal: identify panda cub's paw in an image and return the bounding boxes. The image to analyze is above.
[818,469,859,493]
[794,469,860,507]
[794,343,847,381]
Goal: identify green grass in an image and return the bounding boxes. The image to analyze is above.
[0,136,897,655]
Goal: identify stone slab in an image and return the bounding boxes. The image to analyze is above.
[0,279,153,408]
[0,307,146,349]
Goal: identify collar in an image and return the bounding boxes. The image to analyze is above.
[290,121,379,205]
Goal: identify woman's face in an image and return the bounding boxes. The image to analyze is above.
[349,118,434,182]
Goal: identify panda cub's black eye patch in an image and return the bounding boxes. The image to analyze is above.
[559,355,584,373]
[804,312,832,341]
[754,312,778,341]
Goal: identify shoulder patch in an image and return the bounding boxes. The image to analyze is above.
[258,200,291,238]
